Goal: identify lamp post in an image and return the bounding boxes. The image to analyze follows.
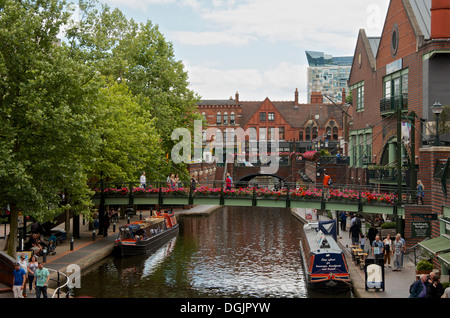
[431,100,443,146]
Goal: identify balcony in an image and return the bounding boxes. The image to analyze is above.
[380,94,408,115]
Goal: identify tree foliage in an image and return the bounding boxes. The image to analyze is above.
[0,0,200,256]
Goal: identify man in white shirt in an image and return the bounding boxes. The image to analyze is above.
[140,171,146,189]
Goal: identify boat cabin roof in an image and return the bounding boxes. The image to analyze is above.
[304,222,342,254]
[119,217,165,232]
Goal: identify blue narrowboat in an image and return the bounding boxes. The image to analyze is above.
[300,219,351,291]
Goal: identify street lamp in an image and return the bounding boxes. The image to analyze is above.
[431,100,443,146]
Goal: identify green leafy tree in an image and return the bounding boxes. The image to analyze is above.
[66,1,201,180]
[0,0,102,256]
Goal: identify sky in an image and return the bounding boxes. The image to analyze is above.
[100,0,390,103]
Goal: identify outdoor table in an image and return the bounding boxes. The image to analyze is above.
[357,252,368,269]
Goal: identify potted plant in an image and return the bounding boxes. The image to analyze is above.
[416,260,433,277]
[380,221,397,238]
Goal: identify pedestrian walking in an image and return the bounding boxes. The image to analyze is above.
[34,262,50,298]
[12,262,26,298]
[18,254,28,297]
[367,224,378,255]
[27,255,38,293]
[140,171,146,189]
[383,234,392,268]
[323,172,331,198]
[360,234,366,252]
[225,173,232,190]
[371,235,384,264]
[416,180,424,204]
[398,233,406,267]
[340,212,347,231]
[392,234,404,271]
[190,175,197,192]
[349,222,360,246]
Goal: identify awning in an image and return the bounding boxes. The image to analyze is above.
[418,236,450,255]
[438,252,450,267]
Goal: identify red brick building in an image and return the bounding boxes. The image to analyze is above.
[197,89,346,147]
[347,0,450,274]
[348,0,450,171]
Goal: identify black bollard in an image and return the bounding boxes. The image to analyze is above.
[92,229,96,241]
[70,236,74,251]
[113,221,116,232]
[140,211,142,220]
[43,248,47,263]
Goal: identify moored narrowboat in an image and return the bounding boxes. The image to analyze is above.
[300,219,351,291]
[113,210,179,257]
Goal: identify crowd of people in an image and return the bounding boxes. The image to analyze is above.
[13,254,50,298]
[339,211,449,298]
[410,272,449,298]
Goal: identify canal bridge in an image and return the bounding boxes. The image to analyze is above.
[92,181,407,216]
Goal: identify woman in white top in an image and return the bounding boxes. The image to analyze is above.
[27,255,39,292]
[383,234,392,268]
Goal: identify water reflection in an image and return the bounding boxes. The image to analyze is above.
[75,207,351,298]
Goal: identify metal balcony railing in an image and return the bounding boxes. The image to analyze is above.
[380,94,408,114]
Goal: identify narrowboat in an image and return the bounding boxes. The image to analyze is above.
[299,219,351,291]
[113,210,179,257]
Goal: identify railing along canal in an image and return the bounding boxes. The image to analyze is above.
[91,181,421,215]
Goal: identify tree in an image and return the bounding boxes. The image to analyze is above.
[65,1,202,179]
[0,0,101,256]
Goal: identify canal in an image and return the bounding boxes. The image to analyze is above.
[74,206,353,298]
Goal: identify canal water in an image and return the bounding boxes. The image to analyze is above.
[74,206,353,298]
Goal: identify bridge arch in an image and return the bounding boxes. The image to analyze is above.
[235,174,288,188]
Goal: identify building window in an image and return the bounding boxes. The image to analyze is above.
[216,112,222,125]
[202,112,206,121]
[268,127,275,140]
[260,112,266,122]
[259,127,266,140]
[299,131,304,141]
[332,127,338,140]
[357,85,364,111]
[249,127,257,141]
[223,112,228,125]
[383,69,409,98]
[305,127,311,141]
[268,112,275,121]
[230,112,235,125]
[312,126,318,140]
[279,127,285,140]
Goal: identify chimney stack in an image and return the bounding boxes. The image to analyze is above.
[431,0,450,39]
[294,88,299,108]
[310,91,323,104]
[235,91,239,104]
[342,88,346,104]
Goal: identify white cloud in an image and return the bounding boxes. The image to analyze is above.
[185,61,309,103]
[168,31,257,46]
[105,0,200,11]
[171,0,389,51]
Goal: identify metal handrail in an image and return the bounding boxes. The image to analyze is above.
[407,238,431,267]
[47,268,70,298]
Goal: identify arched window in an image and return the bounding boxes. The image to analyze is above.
[332,127,338,140]
[312,126,318,140]
[216,112,222,125]
[223,112,228,125]
[305,127,311,141]
[230,112,236,125]
[326,127,332,140]
[202,112,206,121]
